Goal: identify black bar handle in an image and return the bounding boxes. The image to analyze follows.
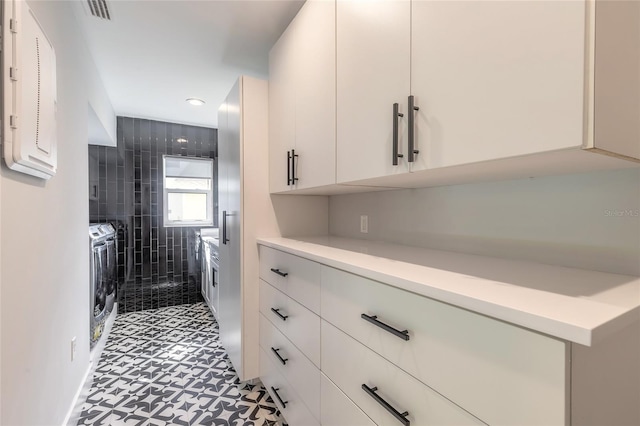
[271,387,288,408]
[287,150,292,185]
[271,307,288,321]
[222,211,228,245]
[361,313,410,341]
[407,95,420,162]
[270,268,289,277]
[271,347,288,365]
[362,384,410,426]
[392,103,404,166]
[291,149,299,184]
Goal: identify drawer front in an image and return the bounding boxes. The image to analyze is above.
[322,321,484,426]
[260,279,321,366]
[260,347,320,426]
[260,313,321,421]
[321,266,568,426]
[321,373,376,426]
[259,246,321,314]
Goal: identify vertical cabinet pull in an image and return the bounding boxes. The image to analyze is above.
[271,307,288,321]
[291,149,299,184]
[407,95,420,162]
[271,386,288,408]
[287,151,292,185]
[222,211,229,245]
[361,313,410,341]
[392,103,404,165]
[362,384,410,426]
[271,347,288,365]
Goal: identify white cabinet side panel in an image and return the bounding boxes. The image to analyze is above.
[241,76,278,380]
[218,79,244,379]
[572,316,640,425]
[592,0,640,160]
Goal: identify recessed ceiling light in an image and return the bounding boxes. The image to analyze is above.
[176,138,188,143]
[186,98,205,106]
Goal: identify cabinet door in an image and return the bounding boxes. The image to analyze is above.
[217,95,229,327]
[218,79,244,378]
[410,0,586,171]
[336,0,411,183]
[293,0,336,190]
[269,20,297,193]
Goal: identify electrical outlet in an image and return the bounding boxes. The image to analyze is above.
[360,215,368,233]
[71,337,77,362]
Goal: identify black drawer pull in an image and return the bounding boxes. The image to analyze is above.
[392,102,404,165]
[361,313,410,341]
[270,268,289,277]
[271,347,288,365]
[362,384,410,426]
[407,95,420,162]
[287,151,292,185]
[271,308,288,321]
[271,386,288,408]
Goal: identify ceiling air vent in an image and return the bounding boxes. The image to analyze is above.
[86,0,111,20]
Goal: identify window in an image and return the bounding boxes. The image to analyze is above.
[163,156,214,227]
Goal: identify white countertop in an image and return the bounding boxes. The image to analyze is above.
[257,236,640,347]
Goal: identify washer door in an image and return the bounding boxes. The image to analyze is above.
[105,239,116,296]
[93,243,107,317]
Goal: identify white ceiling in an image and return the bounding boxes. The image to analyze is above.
[73,0,304,128]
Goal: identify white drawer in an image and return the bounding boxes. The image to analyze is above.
[260,313,321,421]
[259,246,321,314]
[322,321,484,426]
[260,279,321,366]
[321,266,568,426]
[321,373,376,426]
[260,347,320,426]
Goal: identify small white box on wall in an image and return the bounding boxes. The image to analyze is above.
[2,0,57,179]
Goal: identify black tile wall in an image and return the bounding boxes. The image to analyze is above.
[89,117,218,313]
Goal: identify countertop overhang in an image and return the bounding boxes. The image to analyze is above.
[257,236,640,347]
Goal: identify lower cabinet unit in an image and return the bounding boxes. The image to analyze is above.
[257,241,640,426]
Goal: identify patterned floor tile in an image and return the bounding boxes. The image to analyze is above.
[76,303,283,426]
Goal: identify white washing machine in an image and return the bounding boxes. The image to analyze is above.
[89,223,117,348]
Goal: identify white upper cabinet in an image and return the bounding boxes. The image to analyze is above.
[410,0,587,171]
[336,0,411,183]
[269,0,336,193]
[295,0,336,190]
[269,18,297,194]
[269,0,639,194]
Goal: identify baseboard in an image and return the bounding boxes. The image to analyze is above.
[61,362,91,426]
[63,303,118,425]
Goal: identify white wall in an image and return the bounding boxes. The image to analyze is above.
[0,2,114,424]
[86,51,117,147]
[329,168,640,276]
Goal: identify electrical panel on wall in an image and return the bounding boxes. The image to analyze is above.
[2,0,58,179]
